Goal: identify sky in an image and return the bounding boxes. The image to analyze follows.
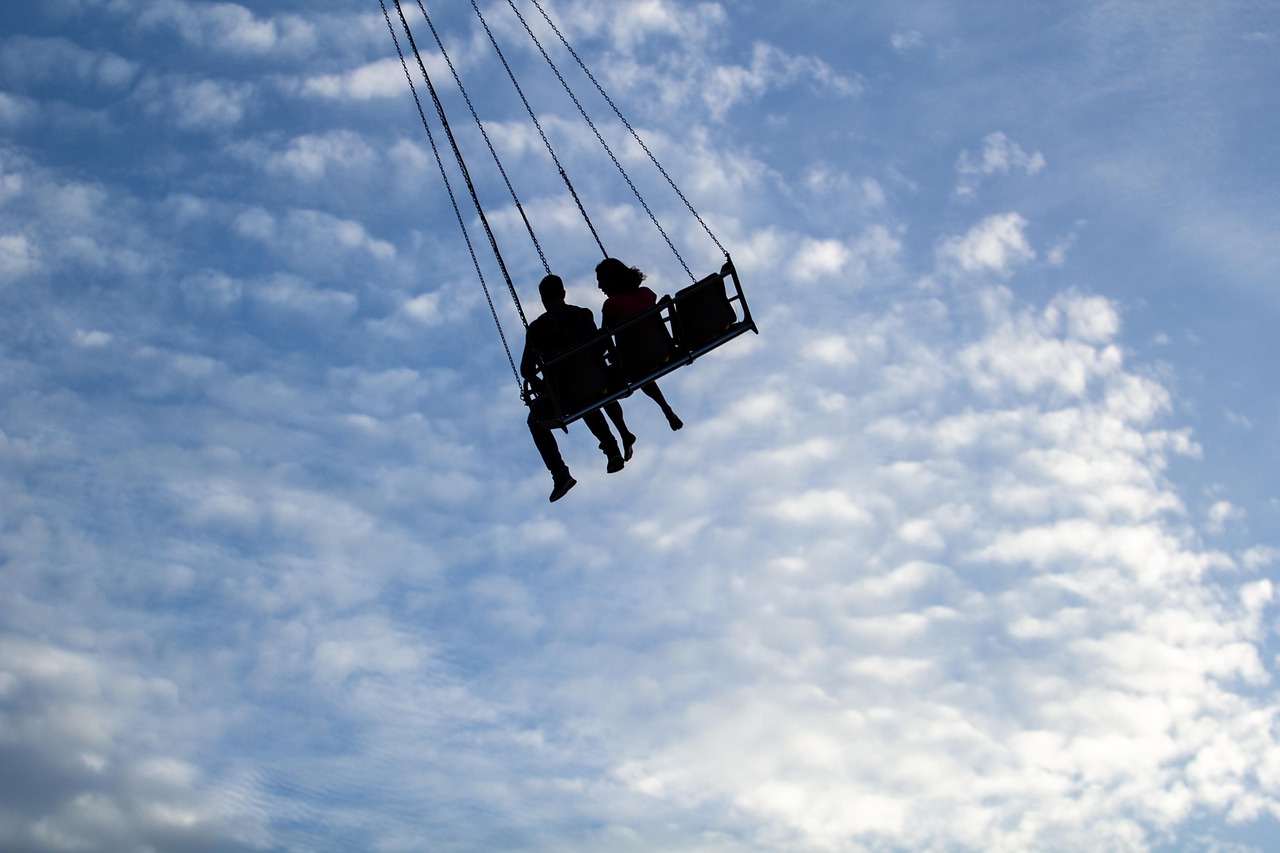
[2,0,1279,851]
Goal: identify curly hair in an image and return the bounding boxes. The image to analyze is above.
[595,257,646,295]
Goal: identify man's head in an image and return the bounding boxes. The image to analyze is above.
[538,274,566,309]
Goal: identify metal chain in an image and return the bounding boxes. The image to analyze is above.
[415,0,550,277]
[381,0,523,388]
[392,0,529,331]
[470,0,608,258]
[503,0,694,280]
[526,0,729,261]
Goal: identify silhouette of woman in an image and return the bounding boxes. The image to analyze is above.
[595,258,684,432]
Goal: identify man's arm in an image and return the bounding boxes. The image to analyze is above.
[520,335,540,383]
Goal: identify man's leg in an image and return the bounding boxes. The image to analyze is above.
[528,409,576,500]
[582,409,626,473]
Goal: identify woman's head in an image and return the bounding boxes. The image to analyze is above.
[595,258,645,296]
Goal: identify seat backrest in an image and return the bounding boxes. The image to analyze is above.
[545,344,611,413]
[614,312,675,381]
[673,273,736,351]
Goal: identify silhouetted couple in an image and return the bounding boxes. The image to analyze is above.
[522,259,682,502]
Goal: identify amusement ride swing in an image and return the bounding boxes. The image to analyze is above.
[380,0,757,431]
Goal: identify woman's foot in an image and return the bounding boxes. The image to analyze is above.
[666,412,683,431]
[622,431,637,461]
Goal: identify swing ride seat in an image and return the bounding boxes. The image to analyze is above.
[528,259,758,430]
[613,309,676,382]
[542,339,612,415]
[671,261,751,356]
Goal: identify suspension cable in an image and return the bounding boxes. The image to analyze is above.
[470,0,608,258]
[413,0,551,277]
[525,0,729,261]
[392,0,529,332]
[381,0,522,389]
[502,0,695,281]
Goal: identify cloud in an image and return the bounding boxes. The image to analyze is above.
[0,234,41,284]
[702,41,863,121]
[559,281,1278,852]
[0,636,269,853]
[233,207,395,266]
[5,2,1280,851]
[891,30,925,53]
[1207,500,1246,534]
[301,57,408,100]
[133,75,254,130]
[526,1,857,123]
[0,36,139,90]
[0,92,39,129]
[256,130,380,182]
[957,132,1046,197]
[939,212,1036,277]
[133,1,316,57]
[562,0,728,54]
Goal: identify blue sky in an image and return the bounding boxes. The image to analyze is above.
[2,1,1279,851]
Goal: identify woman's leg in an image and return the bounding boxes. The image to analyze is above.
[603,400,637,459]
[642,382,683,431]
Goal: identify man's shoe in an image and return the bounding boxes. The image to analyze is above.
[549,476,577,502]
[606,455,625,473]
[622,432,636,461]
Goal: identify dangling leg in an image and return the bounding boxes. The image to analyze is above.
[642,382,683,431]
[603,400,636,461]
[528,408,575,501]
[583,408,626,472]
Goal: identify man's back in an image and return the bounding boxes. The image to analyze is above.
[527,303,598,361]
[524,303,609,413]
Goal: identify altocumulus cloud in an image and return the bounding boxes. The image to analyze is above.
[2,1,1279,851]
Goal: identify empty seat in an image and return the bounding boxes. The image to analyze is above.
[673,272,737,351]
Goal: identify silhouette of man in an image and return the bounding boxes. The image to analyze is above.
[522,274,631,502]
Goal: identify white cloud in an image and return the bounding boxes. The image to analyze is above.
[71,329,113,348]
[235,208,395,265]
[790,225,902,286]
[957,132,1046,197]
[0,36,139,90]
[1207,500,1246,534]
[0,92,39,128]
[569,282,1278,852]
[566,0,726,53]
[135,1,315,57]
[0,234,41,283]
[957,291,1129,400]
[302,57,416,101]
[0,636,269,853]
[939,212,1036,277]
[255,275,359,324]
[5,2,1280,851]
[134,76,253,130]
[261,131,379,181]
[891,30,925,53]
[703,41,862,121]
